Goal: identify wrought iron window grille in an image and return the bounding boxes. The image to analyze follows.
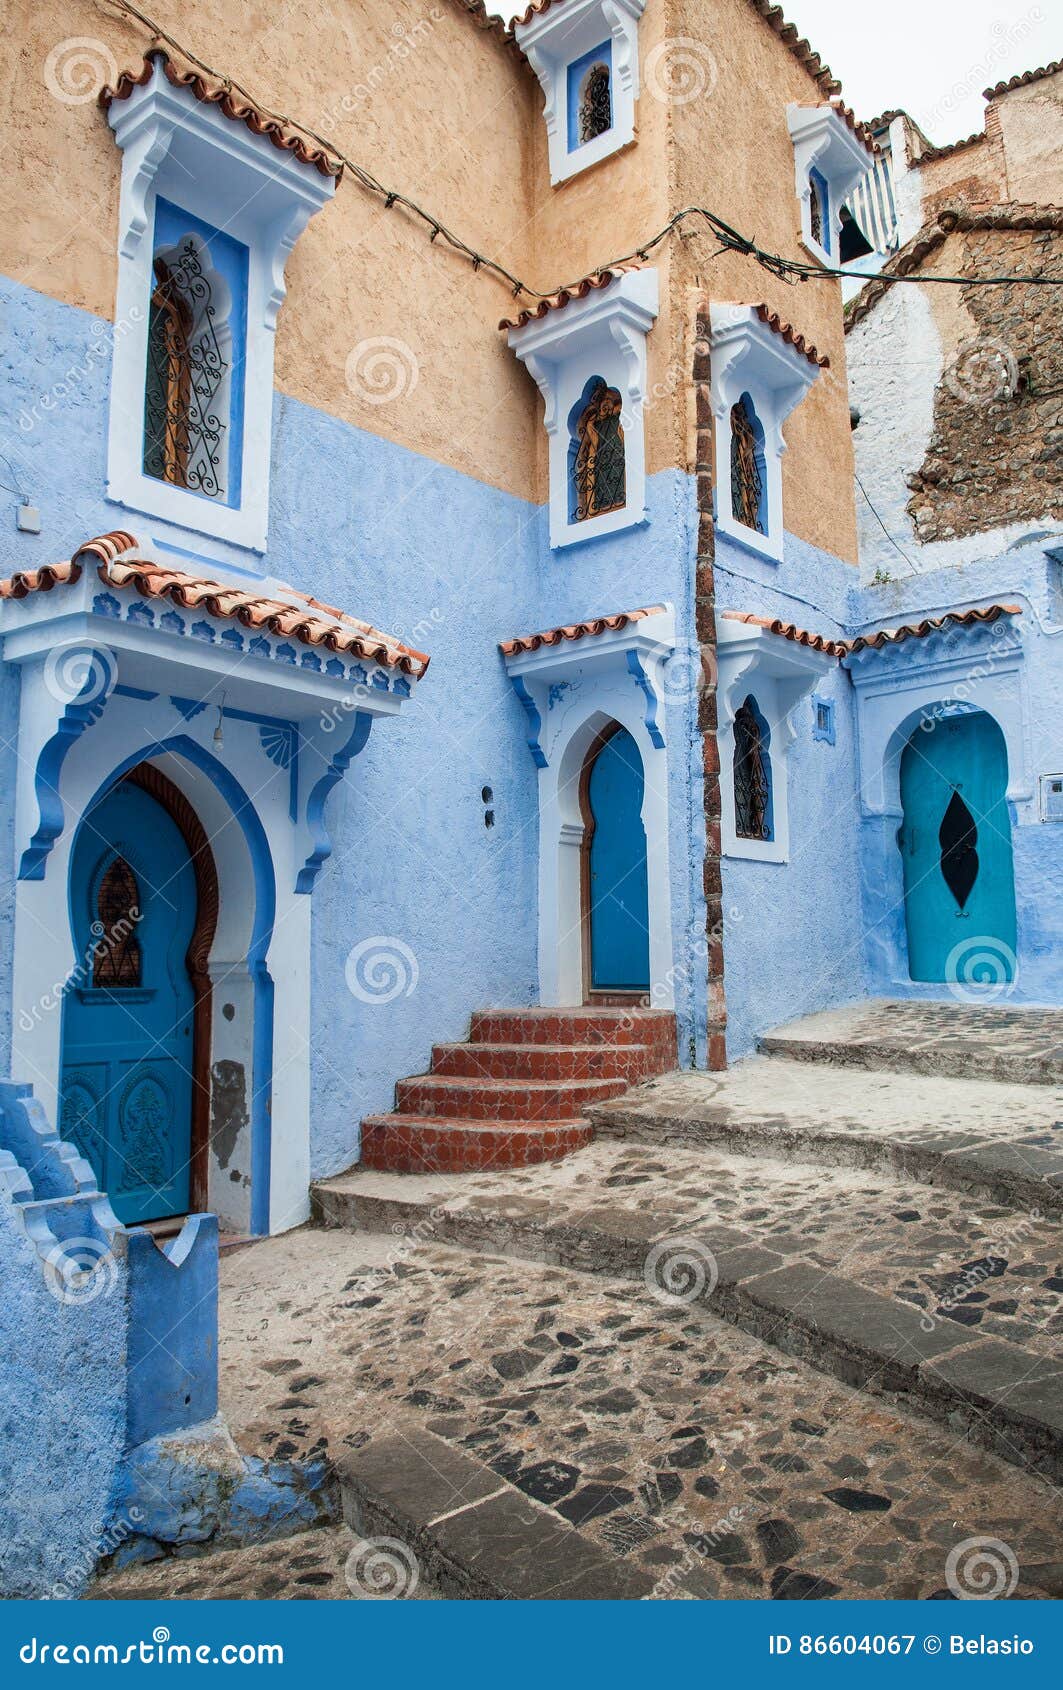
[143,240,228,498]
[733,700,772,840]
[573,380,626,521]
[730,399,765,534]
[579,64,612,145]
[93,857,143,987]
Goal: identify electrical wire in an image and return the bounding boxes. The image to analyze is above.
[855,473,921,576]
[98,0,1063,302]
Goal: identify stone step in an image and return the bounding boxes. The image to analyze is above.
[760,999,1063,1087]
[313,1143,1063,1485]
[469,1007,678,1054]
[395,1073,624,1121]
[587,1058,1063,1218]
[359,1116,593,1173]
[339,1423,651,1600]
[430,1041,659,1083]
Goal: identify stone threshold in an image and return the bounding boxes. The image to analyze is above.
[338,1422,653,1600]
[313,1180,1063,1487]
[760,1031,1063,1087]
[587,1096,1063,1219]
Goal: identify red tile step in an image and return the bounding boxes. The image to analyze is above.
[359,1117,594,1174]
[358,1007,678,1175]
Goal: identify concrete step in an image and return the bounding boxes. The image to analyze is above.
[313,1143,1063,1485]
[359,1115,593,1173]
[430,1040,659,1083]
[395,1073,624,1121]
[469,1007,677,1055]
[587,1058,1063,1218]
[760,999,1063,1087]
[339,1423,651,1600]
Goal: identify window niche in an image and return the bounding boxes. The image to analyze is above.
[505,267,658,549]
[733,696,774,842]
[787,104,876,270]
[515,0,645,186]
[103,51,337,554]
[709,304,824,564]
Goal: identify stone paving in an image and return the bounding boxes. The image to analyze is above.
[200,1228,1062,1601]
[90,1525,441,1601]
[321,1140,1063,1359]
[760,1000,1063,1085]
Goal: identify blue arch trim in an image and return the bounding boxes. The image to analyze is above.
[69,736,277,1235]
[625,650,666,749]
[296,710,373,893]
[507,675,547,769]
[19,650,116,883]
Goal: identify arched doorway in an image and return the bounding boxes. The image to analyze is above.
[59,765,218,1225]
[898,710,1017,984]
[581,725,651,997]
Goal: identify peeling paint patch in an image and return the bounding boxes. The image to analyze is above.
[210,1061,249,1170]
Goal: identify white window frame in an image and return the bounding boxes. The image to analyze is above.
[717,615,836,864]
[105,58,336,553]
[515,0,645,186]
[787,104,876,270]
[709,304,822,565]
[506,267,658,550]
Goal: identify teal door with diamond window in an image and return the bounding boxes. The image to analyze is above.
[898,711,1017,985]
[59,779,197,1224]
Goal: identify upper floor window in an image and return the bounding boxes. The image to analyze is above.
[103,50,337,555]
[729,395,766,536]
[733,697,773,842]
[143,220,241,503]
[787,103,876,270]
[568,44,613,150]
[503,266,658,549]
[571,378,626,522]
[515,0,645,186]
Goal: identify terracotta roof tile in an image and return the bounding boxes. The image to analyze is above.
[500,605,666,657]
[499,265,639,332]
[724,603,1022,658]
[845,604,1022,654]
[722,612,847,656]
[0,532,428,676]
[754,304,830,368]
[828,98,878,154]
[984,59,1063,101]
[99,48,343,180]
[917,128,986,163]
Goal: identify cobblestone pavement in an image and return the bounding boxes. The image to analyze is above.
[761,1000,1063,1079]
[210,1229,1061,1601]
[593,1057,1063,1154]
[333,1140,1063,1358]
[90,1525,441,1600]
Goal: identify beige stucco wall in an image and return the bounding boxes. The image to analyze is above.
[669,0,859,561]
[995,72,1063,204]
[6,0,859,554]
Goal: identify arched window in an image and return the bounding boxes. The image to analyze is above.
[571,378,626,521]
[579,62,612,144]
[93,856,142,987]
[143,237,229,498]
[729,394,766,535]
[733,697,773,841]
[807,167,831,253]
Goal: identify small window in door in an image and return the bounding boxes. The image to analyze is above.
[93,856,143,987]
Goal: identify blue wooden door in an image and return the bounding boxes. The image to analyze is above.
[899,712,1016,984]
[588,727,651,991]
[59,781,197,1224]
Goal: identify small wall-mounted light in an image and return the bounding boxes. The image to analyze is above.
[16,500,41,534]
[213,691,227,749]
